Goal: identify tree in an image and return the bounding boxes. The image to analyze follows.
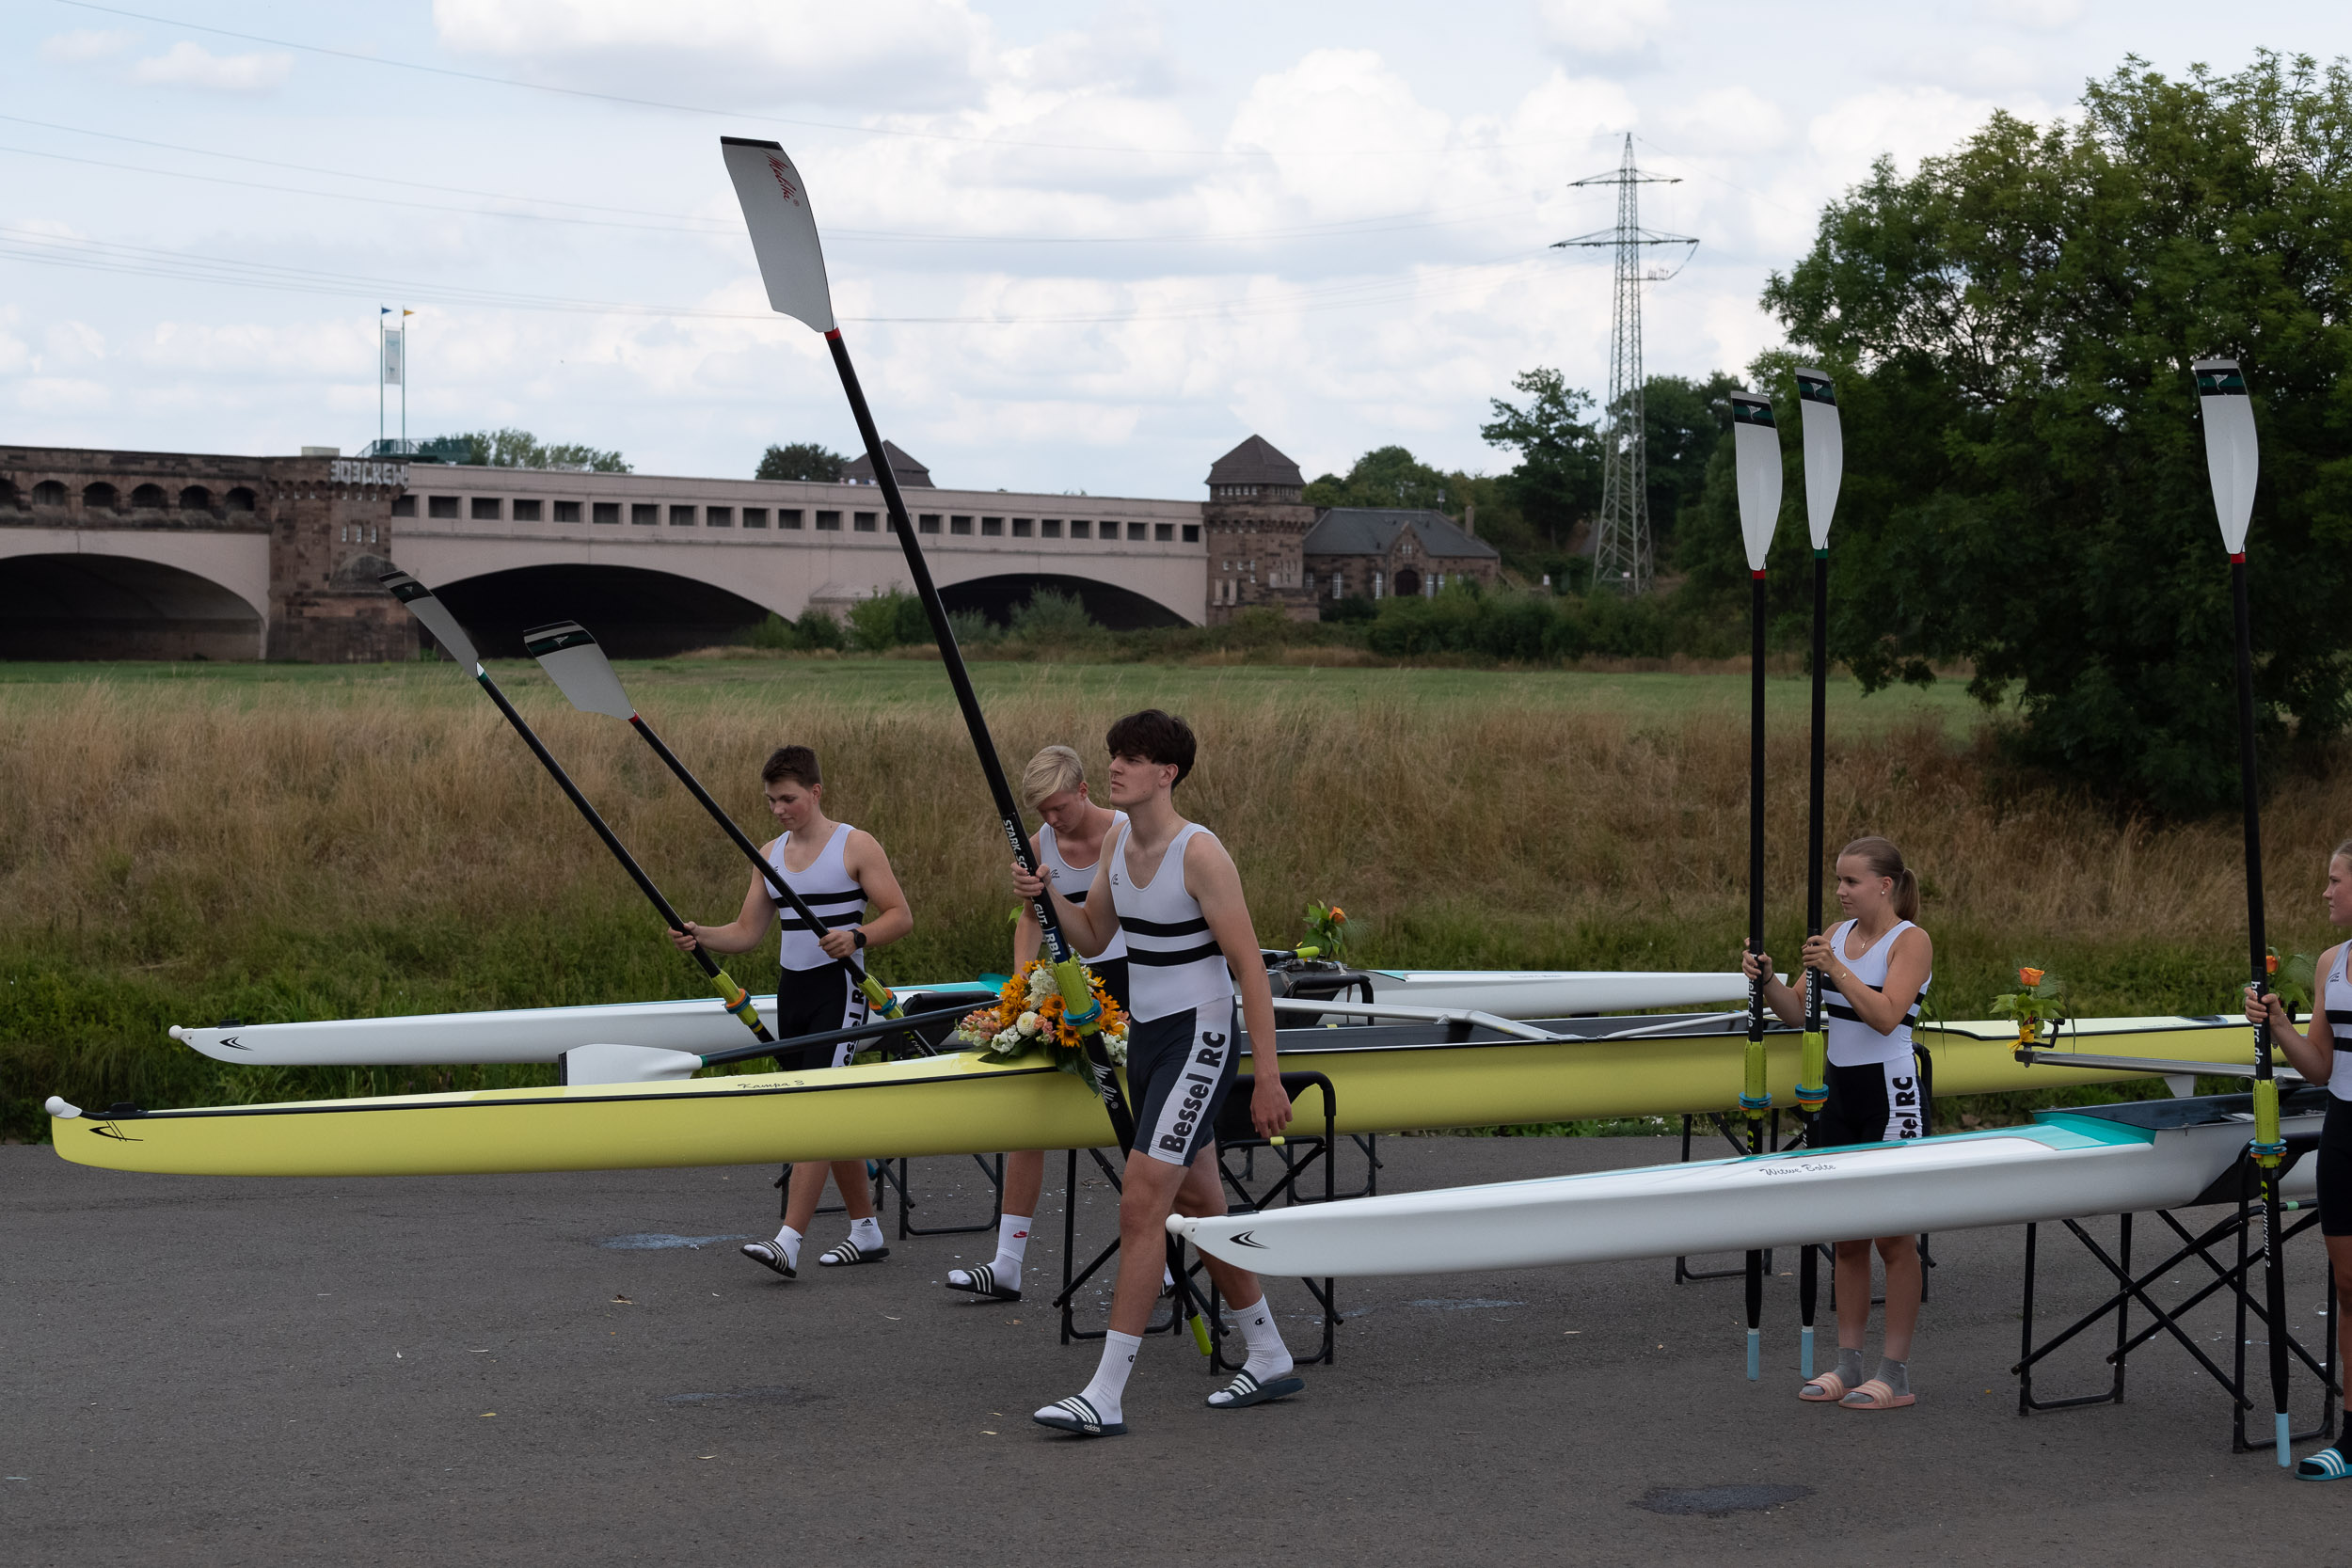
[756,442,847,482]
[1303,446,1454,511]
[1748,51,2352,814]
[421,427,629,471]
[1642,372,1739,564]
[1480,370,1602,551]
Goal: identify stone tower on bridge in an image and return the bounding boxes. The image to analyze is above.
[1202,436,1317,625]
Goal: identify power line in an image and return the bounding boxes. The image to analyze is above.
[55,0,1617,163]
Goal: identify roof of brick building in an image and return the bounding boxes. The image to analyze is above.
[841,439,933,488]
[1205,435,1304,487]
[1302,507,1499,560]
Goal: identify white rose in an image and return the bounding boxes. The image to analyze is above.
[1017,1010,1043,1036]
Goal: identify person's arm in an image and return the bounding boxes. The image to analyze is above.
[1013,831,1045,971]
[1010,827,1117,958]
[1740,948,1805,1027]
[670,857,782,957]
[2252,942,2335,1085]
[821,831,912,959]
[1807,927,1931,1036]
[1187,833,1291,1139]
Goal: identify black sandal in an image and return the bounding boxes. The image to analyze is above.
[946,1263,1020,1301]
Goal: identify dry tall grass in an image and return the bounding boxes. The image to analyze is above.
[4,675,2348,1129]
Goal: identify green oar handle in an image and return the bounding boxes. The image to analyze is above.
[825,326,1136,1154]
[471,670,774,1046]
[624,713,903,1022]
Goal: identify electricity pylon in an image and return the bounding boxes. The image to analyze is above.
[1555,135,1696,595]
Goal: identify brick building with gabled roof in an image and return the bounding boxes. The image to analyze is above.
[1299,506,1499,604]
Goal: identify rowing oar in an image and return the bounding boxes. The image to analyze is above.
[520,619,913,1042]
[1792,367,1844,1381]
[1730,388,1785,1382]
[2193,356,2292,1465]
[380,571,776,1056]
[715,137,1139,1157]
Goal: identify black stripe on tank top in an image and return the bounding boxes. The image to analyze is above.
[1121,914,1211,937]
[1822,997,1921,1026]
[1128,941,1223,968]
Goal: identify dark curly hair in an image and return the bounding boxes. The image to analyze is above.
[1104,708,1195,787]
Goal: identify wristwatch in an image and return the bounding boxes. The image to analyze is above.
[850,927,867,950]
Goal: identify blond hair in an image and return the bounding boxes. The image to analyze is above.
[1840,835,1920,924]
[1020,744,1088,811]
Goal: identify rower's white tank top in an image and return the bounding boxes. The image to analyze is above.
[1109,821,1231,1022]
[1822,918,1930,1069]
[2322,945,2352,1101]
[766,822,865,973]
[1041,812,1127,963]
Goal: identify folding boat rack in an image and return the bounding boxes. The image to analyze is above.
[2012,1089,2342,1454]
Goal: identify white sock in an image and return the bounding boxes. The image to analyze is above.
[771,1225,803,1271]
[849,1216,885,1251]
[993,1213,1032,1279]
[1221,1295,1293,1392]
[1071,1329,1141,1426]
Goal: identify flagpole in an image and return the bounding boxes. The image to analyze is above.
[377,308,387,454]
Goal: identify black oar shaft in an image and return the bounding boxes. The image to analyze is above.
[623,711,898,1017]
[699,1001,976,1069]
[2231,555,2292,1454]
[821,327,1137,1150]
[472,671,774,1044]
[1806,552,1828,1034]
[1744,570,1770,1376]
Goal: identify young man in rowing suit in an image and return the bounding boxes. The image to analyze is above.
[671,745,912,1280]
[1011,708,1299,1435]
[946,745,1130,1306]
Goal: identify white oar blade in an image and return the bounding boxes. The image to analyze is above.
[1794,369,1842,550]
[524,621,635,721]
[721,136,835,334]
[1729,392,1783,572]
[2193,358,2258,555]
[380,570,481,670]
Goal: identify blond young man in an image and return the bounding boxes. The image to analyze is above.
[945,745,1129,1305]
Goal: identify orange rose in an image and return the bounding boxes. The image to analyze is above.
[2267,954,2280,975]
[2019,967,2044,987]
[1329,907,1346,923]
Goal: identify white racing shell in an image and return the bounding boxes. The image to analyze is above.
[169,970,1754,1068]
[1170,1098,2324,1278]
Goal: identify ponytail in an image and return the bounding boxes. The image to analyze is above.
[1840,835,1919,923]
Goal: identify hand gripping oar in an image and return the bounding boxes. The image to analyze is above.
[2194,357,2292,1465]
[716,137,1137,1154]
[1730,388,1785,1382]
[1792,368,1844,1381]
[520,620,912,1043]
[380,571,776,1054]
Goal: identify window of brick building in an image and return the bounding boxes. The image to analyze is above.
[553,500,580,522]
[429,496,459,518]
[817,510,841,531]
[743,507,768,528]
[781,509,803,529]
[470,497,501,521]
[919,514,941,534]
[707,506,732,527]
[1012,517,1032,537]
[1128,522,1148,542]
[854,512,878,532]
[1041,518,1061,538]
[951,515,973,535]
[1070,519,1089,539]
[671,505,696,526]
[631,503,659,525]
[390,495,417,517]
[981,516,1003,536]
[513,499,542,521]
[1154,523,1173,542]
[1182,524,1200,543]
[594,501,620,524]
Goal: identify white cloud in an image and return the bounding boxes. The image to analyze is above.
[130,41,294,93]
[40,28,138,64]
[432,0,994,110]
[1806,85,2013,191]
[1979,0,2086,29]
[1539,0,1673,59]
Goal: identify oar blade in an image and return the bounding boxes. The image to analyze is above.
[380,569,481,670]
[2193,358,2258,555]
[1794,369,1842,549]
[721,136,836,334]
[1730,392,1783,571]
[524,621,635,721]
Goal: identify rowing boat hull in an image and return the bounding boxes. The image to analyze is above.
[165,971,1755,1067]
[53,1014,2261,1179]
[1171,1097,2325,1277]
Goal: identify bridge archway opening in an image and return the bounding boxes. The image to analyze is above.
[428,563,776,658]
[0,553,262,660]
[937,573,1189,631]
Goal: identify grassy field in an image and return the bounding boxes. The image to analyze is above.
[0,656,2328,1141]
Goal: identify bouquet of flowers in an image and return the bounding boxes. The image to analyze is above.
[1993,966,2069,1044]
[953,959,1130,1073]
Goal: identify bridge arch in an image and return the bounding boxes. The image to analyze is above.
[0,552,264,660]
[427,562,778,658]
[938,573,1189,631]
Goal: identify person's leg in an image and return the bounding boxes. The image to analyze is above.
[834,1161,878,1221]
[1172,1145,1300,1406]
[1800,1239,1871,1397]
[2332,1234,2352,1384]
[1876,1234,1922,1360]
[781,1160,831,1235]
[949,1150,1042,1296]
[1033,1150,1190,1436]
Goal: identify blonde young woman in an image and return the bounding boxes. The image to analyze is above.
[1742,836,1932,1411]
[2244,839,2352,1481]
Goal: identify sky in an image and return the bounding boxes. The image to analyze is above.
[1,1,2345,499]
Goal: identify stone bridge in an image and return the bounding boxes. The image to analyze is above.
[0,446,1208,660]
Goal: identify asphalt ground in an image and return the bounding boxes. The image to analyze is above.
[8,1132,2351,1566]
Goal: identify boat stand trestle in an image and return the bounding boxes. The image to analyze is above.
[1055,1071,1353,1370]
[2014,1128,2340,1453]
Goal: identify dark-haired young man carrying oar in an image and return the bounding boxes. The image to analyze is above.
[1013,709,1299,1436]
[671,744,912,1277]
